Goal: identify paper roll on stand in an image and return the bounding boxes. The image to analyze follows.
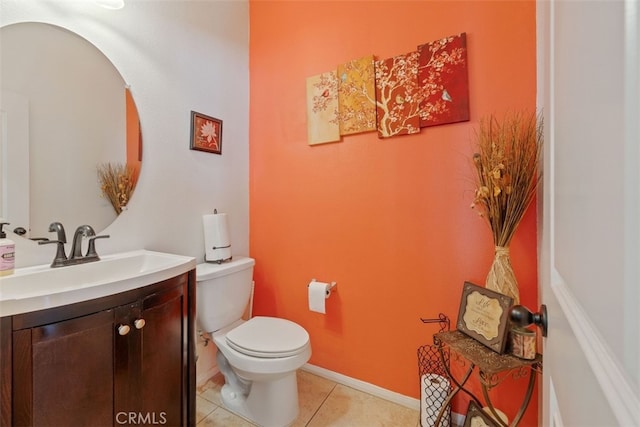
[308,280,336,314]
[203,210,232,263]
[420,374,450,427]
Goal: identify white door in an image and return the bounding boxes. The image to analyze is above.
[538,1,640,425]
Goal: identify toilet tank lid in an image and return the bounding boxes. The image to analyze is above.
[196,256,255,281]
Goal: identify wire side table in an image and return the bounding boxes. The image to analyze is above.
[433,330,543,427]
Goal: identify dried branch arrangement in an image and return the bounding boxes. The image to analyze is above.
[471,111,543,247]
[97,162,137,215]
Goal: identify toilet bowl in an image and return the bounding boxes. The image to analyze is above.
[196,258,311,427]
[213,317,311,426]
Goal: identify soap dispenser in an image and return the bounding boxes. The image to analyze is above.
[0,222,15,276]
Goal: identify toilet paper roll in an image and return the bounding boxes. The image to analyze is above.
[421,373,451,427]
[203,212,231,262]
[308,281,330,314]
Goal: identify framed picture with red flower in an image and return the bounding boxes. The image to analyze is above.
[190,111,223,154]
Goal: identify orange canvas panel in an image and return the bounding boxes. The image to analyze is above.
[418,33,470,127]
[337,55,376,136]
[375,52,421,138]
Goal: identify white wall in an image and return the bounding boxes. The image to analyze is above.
[2,0,249,383]
[1,0,250,268]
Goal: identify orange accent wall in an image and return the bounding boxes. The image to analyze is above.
[125,87,141,177]
[249,1,538,424]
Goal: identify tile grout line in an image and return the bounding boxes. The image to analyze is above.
[304,381,339,426]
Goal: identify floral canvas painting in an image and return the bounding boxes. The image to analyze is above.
[190,111,222,154]
[337,55,376,136]
[306,71,341,145]
[417,32,470,127]
[374,52,422,138]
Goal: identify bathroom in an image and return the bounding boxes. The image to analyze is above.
[5,0,637,426]
[1,0,538,424]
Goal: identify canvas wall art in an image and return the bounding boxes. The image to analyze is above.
[306,71,341,145]
[418,32,470,127]
[374,51,422,138]
[305,32,471,144]
[337,55,377,136]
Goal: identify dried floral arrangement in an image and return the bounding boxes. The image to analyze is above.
[471,111,543,244]
[470,111,543,303]
[97,162,138,215]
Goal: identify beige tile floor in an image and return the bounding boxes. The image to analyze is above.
[196,369,421,426]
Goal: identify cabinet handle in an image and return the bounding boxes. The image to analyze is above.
[117,324,131,336]
[134,319,146,330]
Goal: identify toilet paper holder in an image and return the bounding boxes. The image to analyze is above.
[309,279,337,296]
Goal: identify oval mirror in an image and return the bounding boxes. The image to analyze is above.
[0,22,141,240]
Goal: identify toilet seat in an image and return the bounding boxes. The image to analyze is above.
[226,316,309,358]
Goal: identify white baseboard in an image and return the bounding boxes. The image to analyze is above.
[302,363,464,425]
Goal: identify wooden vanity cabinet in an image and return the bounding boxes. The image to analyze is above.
[0,270,196,427]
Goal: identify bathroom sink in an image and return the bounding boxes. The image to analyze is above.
[0,250,196,317]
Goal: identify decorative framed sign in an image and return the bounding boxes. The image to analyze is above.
[456,281,513,354]
[463,401,499,427]
[190,111,222,155]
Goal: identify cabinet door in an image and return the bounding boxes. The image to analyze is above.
[12,309,115,426]
[113,285,186,426]
[139,285,185,427]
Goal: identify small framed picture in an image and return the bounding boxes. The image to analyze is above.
[456,281,513,354]
[463,401,499,427]
[190,110,223,155]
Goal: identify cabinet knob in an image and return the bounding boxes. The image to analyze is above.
[117,324,131,336]
[134,318,146,330]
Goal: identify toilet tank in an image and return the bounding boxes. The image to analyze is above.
[195,256,255,333]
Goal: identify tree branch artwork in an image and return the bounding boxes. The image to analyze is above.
[337,55,377,136]
[304,32,471,144]
[306,70,341,145]
[418,33,469,127]
[374,51,422,138]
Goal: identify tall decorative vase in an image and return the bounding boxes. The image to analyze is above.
[485,246,520,304]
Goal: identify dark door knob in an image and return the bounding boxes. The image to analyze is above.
[510,304,548,337]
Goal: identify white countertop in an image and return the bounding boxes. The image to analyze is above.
[0,249,196,317]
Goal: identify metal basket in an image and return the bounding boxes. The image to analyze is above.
[417,314,451,427]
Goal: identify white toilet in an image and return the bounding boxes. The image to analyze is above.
[196,257,311,427]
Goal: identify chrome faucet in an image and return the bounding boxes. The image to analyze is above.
[49,221,67,242]
[69,225,96,260]
[68,224,110,263]
[39,222,110,267]
[38,222,69,267]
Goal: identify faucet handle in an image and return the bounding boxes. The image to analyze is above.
[86,235,110,258]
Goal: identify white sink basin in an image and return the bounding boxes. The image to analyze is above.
[0,250,196,317]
